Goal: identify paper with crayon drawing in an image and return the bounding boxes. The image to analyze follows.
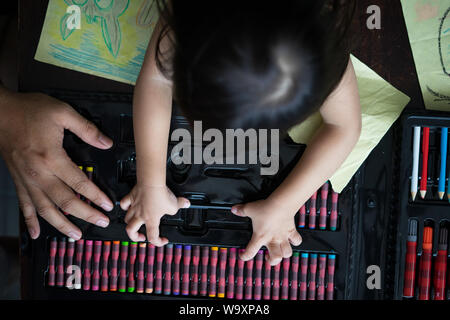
[400,0,450,111]
[35,0,158,85]
[288,55,411,193]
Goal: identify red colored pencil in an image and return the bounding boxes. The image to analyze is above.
[420,127,430,199]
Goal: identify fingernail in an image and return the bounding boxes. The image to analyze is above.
[184,201,190,208]
[98,135,113,148]
[96,219,109,228]
[231,207,237,214]
[29,228,37,239]
[68,231,81,240]
[101,202,114,211]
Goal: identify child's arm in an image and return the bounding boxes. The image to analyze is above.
[120,18,190,245]
[232,59,361,264]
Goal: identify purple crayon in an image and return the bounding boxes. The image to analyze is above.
[173,244,182,295]
[181,245,191,296]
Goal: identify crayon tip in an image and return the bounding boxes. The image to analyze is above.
[420,190,426,199]
[438,191,444,200]
[411,191,416,201]
[136,289,143,293]
[330,227,336,231]
[118,289,126,293]
[209,294,216,297]
[127,287,135,293]
[86,166,94,172]
[145,289,153,294]
[218,293,225,298]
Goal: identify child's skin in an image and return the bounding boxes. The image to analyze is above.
[120,18,362,265]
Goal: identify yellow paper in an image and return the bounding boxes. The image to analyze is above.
[401,0,450,110]
[288,55,411,193]
[35,0,158,85]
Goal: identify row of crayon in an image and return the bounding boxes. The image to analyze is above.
[298,181,339,231]
[411,126,450,201]
[47,239,337,300]
[403,221,449,300]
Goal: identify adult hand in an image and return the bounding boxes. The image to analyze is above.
[0,89,114,240]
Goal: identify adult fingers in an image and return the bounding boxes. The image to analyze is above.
[266,241,283,266]
[15,179,40,239]
[125,216,146,242]
[240,233,266,261]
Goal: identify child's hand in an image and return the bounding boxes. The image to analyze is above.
[231,200,302,265]
[120,184,190,245]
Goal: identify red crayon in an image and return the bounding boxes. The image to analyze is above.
[83,240,93,291]
[307,253,317,300]
[163,244,174,295]
[109,241,120,291]
[100,241,111,292]
[236,249,245,300]
[403,220,418,298]
[91,240,102,291]
[281,257,290,300]
[56,238,67,287]
[326,254,336,300]
[65,238,75,289]
[181,245,191,296]
[254,250,264,300]
[173,245,182,295]
[200,246,209,296]
[48,237,57,287]
[263,253,271,300]
[298,205,306,228]
[317,254,327,300]
[245,258,254,300]
[227,248,237,299]
[319,182,329,230]
[330,191,339,231]
[209,247,219,297]
[145,244,155,293]
[154,246,164,294]
[136,243,146,293]
[218,248,227,298]
[420,127,430,199]
[290,252,299,300]
[74,239,84,289]
[127,242,137,293]
[418,227,433,300]
[272,262,281,300]
[118,241,129,292]
[309,191,317,229]
[300,253,309,300]
[433,228,448,300]
[191,246,200,295]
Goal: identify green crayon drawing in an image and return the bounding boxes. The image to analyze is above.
[60,0,130,57]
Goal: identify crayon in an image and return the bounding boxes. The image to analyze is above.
[245,257,254,300]
[136,243,146,293]
[118,241,128,292]
[65,238,75,289]
[100,241,111,292]
[191,246,200,295]
[272,261,281,300]
[74,239,84,289]
[299,253,309,300]
[109,241,120,291]
[56,238,67,287]
[420,127,430,199]
[218,248,227,298]
[85,167,94,205]
[83,240,93,291]
[330,191,339,231]
[317,254,327,300]
[263,254,271,300]
[326,254,336,300]
[236,249,245,300]
[145,244,155,294]
[403,220,418,298]
[308,253,317,300]
[418,226,433,300]
[298,204,306,228]
[411,126,420,201]
[209,247,219,297]
[127,242,137,292]
[309,191,317,229]
[433,227,448,300]
[173,244,182,295]
[319,181,329,230]
[290,252,299,300]
[91,240,102,291]
[254,250,264,300]
[181,245,191,296]
[48,237,57,287]
[227,248,237,299]
[154,246,164,294]
[200,246,209,296]
[439,128,448,199]
[281,257,290,300]
[163,244,173,295]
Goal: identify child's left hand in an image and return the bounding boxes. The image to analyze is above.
[231,199,302,265]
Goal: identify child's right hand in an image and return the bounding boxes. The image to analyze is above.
[120,184,190,245]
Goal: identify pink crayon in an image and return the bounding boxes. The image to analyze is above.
[173,245,182,295]
[209,247,219,297]
[272,262,281,300]
[263,256,272,300]
[300,253,309,300]
[308,253,317,300]
[91,240,102,291]
[330,191,339,231]
[309,191,317,229]
[290,252,299,300]
[218,248,227,298]
[245,258,254,300]
[163,244,173,295]
[226,248,237,299]
[100,241,111,292]
[191,246,200,295]
[317,254,327,300]
[145,244,155,293]
[181,245,191,296]
[281,257,290,300]
[56,238,66,287]
[298,204,306,228]
[200,246,209,296]
[236,249,245,300]
[83,240,93,291]
[319,181,329,230]
[48,237,57,287]
[254,250,264,300]
[136,243,146,293]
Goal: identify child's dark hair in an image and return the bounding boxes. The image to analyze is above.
[156,0,356,131]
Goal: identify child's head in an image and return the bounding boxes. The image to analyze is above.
[156,0,355,131]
